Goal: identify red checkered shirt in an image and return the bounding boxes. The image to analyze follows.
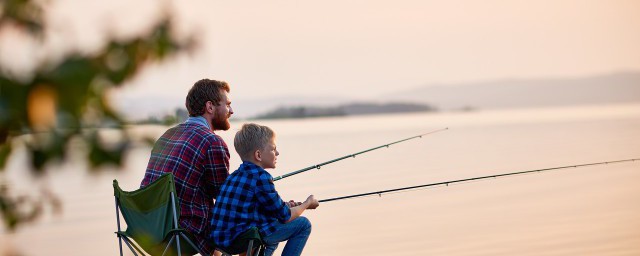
[140,121,229,255]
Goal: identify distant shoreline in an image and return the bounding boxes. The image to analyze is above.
[251,101,437,120]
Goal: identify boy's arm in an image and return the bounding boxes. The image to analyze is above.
[287,195,319,223]
[255,173,292,223]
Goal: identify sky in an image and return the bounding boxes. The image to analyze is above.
[2,0,640,118]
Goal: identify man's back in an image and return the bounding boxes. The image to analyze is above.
[141,121,229,254]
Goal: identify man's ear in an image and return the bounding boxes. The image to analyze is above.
[205,101,215,114]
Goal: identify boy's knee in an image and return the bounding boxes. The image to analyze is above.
[297,216,312,232]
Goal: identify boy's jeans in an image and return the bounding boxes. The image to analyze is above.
[262,216,312,256]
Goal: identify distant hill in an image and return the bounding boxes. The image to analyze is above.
[386,71,640,110]
[252,102,435,119]
[114,71,640,121]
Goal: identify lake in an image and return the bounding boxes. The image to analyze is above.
[2,103,639,255]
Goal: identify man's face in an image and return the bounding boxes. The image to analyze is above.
[211,90,233,131]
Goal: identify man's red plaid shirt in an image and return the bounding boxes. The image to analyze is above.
[140,122,229,255]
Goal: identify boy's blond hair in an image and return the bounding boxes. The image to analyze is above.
[234,123,276,161]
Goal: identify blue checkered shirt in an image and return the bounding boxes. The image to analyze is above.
[209,161,291,248]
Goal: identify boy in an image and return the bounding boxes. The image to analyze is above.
[210,123,319,256]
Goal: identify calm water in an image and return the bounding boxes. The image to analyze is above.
[2,103,639,255]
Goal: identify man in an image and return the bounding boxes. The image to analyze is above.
[140,79,234,255]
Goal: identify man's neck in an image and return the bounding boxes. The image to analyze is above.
[186,116,212,130]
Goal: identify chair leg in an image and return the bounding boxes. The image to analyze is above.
[115,198,124,256]
[161,235,176,256]
[250,244,261,256]
[169,192,183,256]
[179,232,206,256]
[246,240,254,256]
[255,245,264,256]
[257,244,266,256]
[121,236,141,256]
[117,236,124,256]
[176,234,182,256]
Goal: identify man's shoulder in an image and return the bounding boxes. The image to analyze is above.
[171,123,226,145]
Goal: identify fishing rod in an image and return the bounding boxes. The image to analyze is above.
[273,128,449,182]
[319,158,639,203]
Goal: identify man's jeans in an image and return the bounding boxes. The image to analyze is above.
[262,217,312,256]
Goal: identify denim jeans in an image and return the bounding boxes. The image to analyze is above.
[262,216,312,256]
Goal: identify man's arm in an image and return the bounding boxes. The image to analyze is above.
[205,138,230,197]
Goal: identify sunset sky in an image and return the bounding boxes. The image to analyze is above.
[2,0,639,117]
[1,3,639,255]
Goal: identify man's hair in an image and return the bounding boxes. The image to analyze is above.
[185,79,231,117]
[234,123,275,161]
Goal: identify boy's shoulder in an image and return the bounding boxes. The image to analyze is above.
[231,162,274,183]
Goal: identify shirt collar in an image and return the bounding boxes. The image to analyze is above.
[240,161,272,179]
[185,116,211,130]
[241,161,260,169]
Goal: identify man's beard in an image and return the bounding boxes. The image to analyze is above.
[211,113,231,131]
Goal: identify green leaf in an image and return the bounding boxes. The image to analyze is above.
[0,141,12,170]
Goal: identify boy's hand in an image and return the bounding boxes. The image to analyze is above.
[286,200,302,208]
[304,195,320,210]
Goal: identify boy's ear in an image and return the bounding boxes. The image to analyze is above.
[254,149,262,161]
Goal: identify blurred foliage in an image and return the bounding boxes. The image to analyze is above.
[0,0,195,231]
[0,0,43,35]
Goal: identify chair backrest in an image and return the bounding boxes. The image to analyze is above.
[113,173,180,255]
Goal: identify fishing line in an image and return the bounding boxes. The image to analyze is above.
[273,128,449,182]
[319,158,640,203]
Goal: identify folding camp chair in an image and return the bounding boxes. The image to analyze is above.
[217,227,266,256]
[113,173,204,256]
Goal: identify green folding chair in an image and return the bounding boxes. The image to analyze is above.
[217,227,266,256]
[113,173,204,256]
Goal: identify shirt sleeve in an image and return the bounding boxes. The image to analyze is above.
[205,138,230,198]
[255,172,291,223]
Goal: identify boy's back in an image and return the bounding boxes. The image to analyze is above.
[209,123,318,256]
[209,161,291,248]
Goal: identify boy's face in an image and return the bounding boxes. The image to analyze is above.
[259,138,279,169]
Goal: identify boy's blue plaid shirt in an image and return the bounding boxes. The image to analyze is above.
[210,161,291,248]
